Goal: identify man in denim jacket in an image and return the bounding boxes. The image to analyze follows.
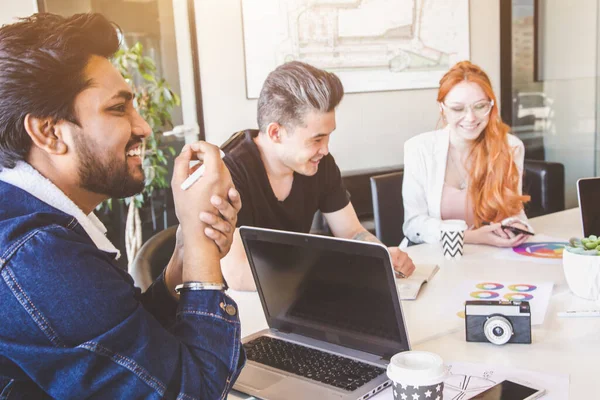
[0,13,245,399]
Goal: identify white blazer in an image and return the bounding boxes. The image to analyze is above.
[402,127,527,245]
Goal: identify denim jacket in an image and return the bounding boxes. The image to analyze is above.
[0,164,245,399]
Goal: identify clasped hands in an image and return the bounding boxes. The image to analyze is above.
[166,142,241,295]
[465,219,530,247]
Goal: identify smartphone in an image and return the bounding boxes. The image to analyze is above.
[471,379,545,400]
[501,225,535,236]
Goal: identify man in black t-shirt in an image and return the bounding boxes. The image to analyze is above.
[220,61,415,291]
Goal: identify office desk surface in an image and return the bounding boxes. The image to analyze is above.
[228,208,598,399]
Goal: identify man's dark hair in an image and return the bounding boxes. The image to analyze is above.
[0,13,121,169]
[257,61,344,133]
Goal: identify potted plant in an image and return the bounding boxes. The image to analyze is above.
[563,236,600,300]
[105,42,181,267]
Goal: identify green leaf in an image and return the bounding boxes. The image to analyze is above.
[141,72,154,82]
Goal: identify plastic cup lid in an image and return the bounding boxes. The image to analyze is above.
[440,219,468,232]
[386,351,447,386]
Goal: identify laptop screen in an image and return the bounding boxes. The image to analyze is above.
[240,227,410,358]
[578,177,600,237]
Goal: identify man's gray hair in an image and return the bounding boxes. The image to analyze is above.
[257,61,344,133]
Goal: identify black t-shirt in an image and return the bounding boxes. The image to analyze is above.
[224,130,349,233]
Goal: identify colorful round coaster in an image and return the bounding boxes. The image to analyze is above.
[503,292,534,301]
[475,282,504,290]
[508,284,537,292]
[470,290,500,299]
[513,242,567,259]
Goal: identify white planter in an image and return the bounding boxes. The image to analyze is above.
[562,249,600,300]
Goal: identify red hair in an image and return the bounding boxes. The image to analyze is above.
[437,61,529,227]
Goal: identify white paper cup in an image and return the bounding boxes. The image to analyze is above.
[387,351,448,400]
[440,219,468,260]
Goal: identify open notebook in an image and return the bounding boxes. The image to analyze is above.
[396,264,439,300]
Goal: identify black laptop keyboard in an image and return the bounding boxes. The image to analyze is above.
[243,336,385,392]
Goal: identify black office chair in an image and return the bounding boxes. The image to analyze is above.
[221,129,247,152]
[523,159,565,218]
[369,171,404,247]
[130,225,177,291]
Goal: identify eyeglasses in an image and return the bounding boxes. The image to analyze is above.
[440,99,494,119]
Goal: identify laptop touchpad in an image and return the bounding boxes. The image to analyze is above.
[238,364,286,390]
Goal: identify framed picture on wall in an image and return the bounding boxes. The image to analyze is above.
[240,0,471,98]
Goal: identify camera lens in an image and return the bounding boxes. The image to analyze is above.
[484,316,513,345]
[492,326,504,337]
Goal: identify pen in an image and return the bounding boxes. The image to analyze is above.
[180,149,225,190]
[395,271,407,279]
[556,310,600,318]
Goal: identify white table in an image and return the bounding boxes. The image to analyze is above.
[228,208,599,399]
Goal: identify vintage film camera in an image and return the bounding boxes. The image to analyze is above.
[465,300,531,345]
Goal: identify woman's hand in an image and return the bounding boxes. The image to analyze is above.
[503,220,532,235]
[464,223,528,247]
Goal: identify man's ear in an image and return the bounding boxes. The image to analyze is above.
[266,122,284,143]
[23,114,68,155]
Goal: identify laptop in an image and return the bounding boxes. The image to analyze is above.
[233,227,410,400]
[577,177,600,236]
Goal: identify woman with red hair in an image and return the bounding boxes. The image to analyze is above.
[402,61,532,246]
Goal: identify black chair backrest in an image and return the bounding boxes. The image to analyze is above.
[130,225,177,291]
[221,130,247,153]
[523,159,565,218]
[342,165,404,221]
[370,171,405,247]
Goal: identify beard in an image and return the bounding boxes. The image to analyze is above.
[74,134,145,199]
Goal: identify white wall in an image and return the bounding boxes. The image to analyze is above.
[540,0,597,81]
[194,0,500,172]
[0,0,502,173]
[173,0,200,142]
[0,1,37,26]
[540,0,597,207]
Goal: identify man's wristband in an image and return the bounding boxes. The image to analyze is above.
[175,282,227,293]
